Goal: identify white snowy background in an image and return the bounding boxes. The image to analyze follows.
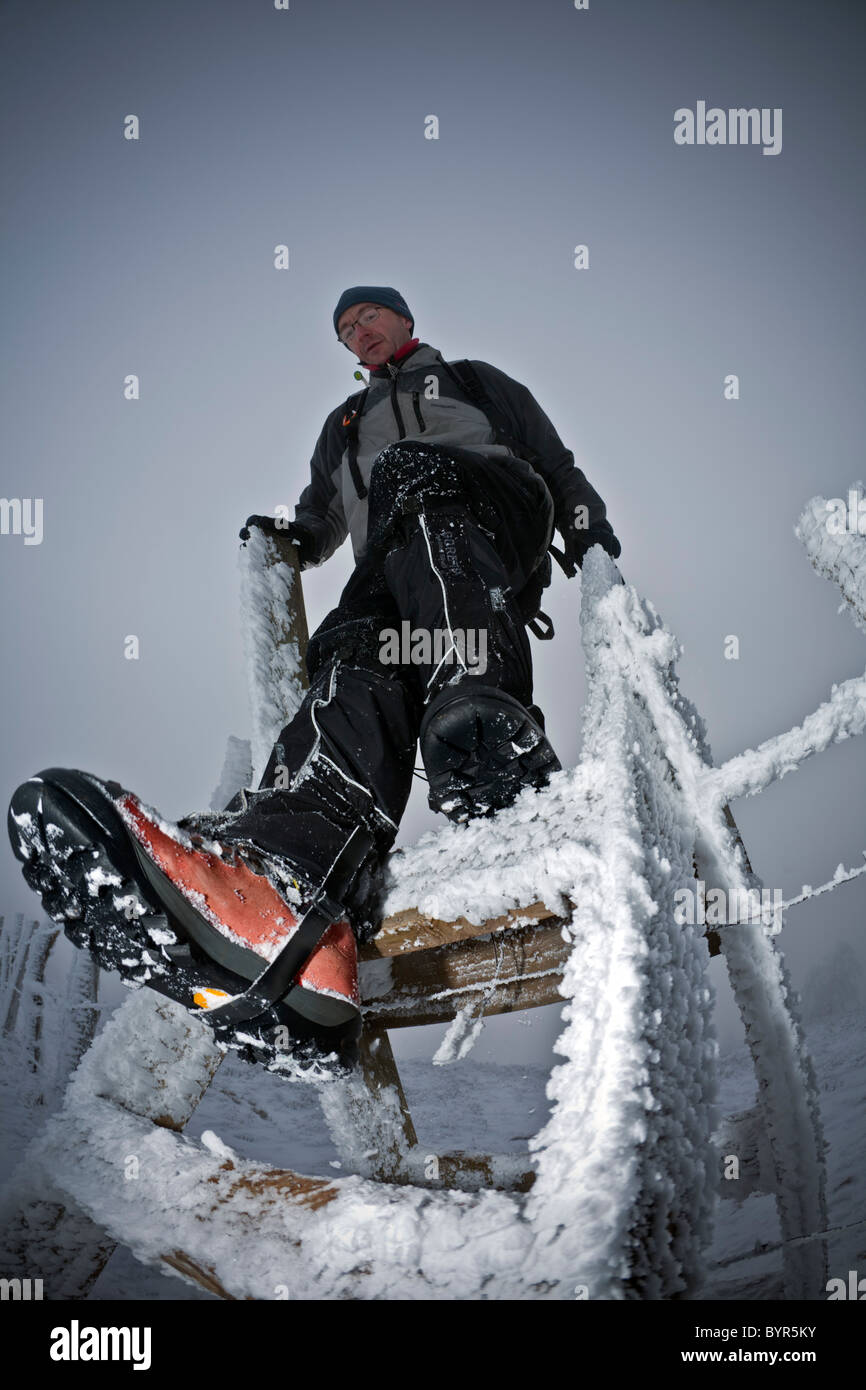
[1,0,865,1299]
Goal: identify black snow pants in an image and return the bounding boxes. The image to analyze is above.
[220,441,554,937]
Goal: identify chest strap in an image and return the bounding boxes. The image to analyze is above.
[342,387,370,498]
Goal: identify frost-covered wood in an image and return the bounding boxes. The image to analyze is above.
[691,483,866,1296]
[570,571,828,1299]
[7,488,860,1299]
[795,483,866,632]
[0,922,700,1300]
[0,992,222,1298]
[1,551,722,1299]
[0,913,104,1297]
[371,899,556,955]
[0,914,57,1043]
[0,915,99,1147]
[238,526,309,782]
[361,916,568,1027]
[517,556,718,1300]
[707,675,866,805]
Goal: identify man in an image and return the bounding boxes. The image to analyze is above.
[8,287,620,1070]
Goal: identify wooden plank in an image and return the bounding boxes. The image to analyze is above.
[366,899,557,959]
[156,1153,526,1294]
[372,876,724,962]
[399,1149,536,1194]
[362,918,570,1029]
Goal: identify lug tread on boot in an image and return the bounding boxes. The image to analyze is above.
[420,685,561,824]
[6,769,359,1076]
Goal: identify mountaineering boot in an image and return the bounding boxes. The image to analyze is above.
[396,504,562,821]
[420,683,561,822]
[7,767,364,1072]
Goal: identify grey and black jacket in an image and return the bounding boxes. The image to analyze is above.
[294,340,616,570]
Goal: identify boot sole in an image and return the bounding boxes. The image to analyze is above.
[7,769,359,1072]
[420,686,561,823]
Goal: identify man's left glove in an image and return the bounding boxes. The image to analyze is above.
[239,515,318,568]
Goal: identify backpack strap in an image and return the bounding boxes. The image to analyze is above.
[528,611,555,640]
[433,354,545,470]
[341,387,370,499]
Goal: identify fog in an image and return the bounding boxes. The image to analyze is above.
[2,0,864,1064]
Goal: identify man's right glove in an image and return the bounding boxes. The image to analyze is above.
[557,516,622,576]
[239,515,318,568]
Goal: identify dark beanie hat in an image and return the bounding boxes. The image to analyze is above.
[333,286,414,336]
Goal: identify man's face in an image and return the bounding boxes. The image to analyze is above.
[336,302,413,366]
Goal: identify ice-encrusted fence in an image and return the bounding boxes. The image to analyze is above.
[0,915,98,1180]
[1,491,863,1299]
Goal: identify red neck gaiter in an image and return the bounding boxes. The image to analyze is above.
[362,338,421,371]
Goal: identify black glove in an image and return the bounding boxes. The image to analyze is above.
[559,517,621,575]
[239,515,318,568]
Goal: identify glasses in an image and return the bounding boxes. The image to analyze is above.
[338,306,383,344]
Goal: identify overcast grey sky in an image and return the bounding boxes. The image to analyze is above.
[1,0,864,1060]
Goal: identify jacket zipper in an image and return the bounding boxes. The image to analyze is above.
[411,391,426,432]
[387,362,407,438]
